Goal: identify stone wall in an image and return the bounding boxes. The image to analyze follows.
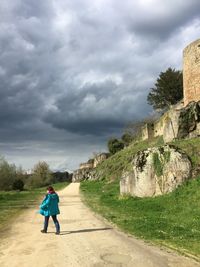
[143,38,200,141]
[79,162,94,169]
[154,114,167,138]
[183,39,200,106]
[142,101,184,142]
[72,152,109,182]
[141,123,154,140]
[93,153,109,168]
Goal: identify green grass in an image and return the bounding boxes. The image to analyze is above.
[80,137,200,257]
[171,137,200,168]
[81,178,200,257]
[95,136,164,181]
[94,137,200,182]
[0,182,69,230]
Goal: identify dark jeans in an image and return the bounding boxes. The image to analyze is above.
[44,215,60,233]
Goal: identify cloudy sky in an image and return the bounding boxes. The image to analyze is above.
[0,0,199,171]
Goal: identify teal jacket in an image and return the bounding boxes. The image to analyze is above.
[39,193,60,216]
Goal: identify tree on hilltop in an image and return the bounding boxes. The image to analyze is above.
[147,68,183,111]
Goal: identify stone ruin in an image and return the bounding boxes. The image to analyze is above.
[121,39,200,197]
[141,39,200,143]
[183,39,200,106]
[72,39,200,198]
[72,153,109,182]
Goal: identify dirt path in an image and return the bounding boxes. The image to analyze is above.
[0,183,200,267]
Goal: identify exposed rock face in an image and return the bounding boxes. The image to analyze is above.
[72,168,93,182]
[94,153,109,168]
[72,153,109,182]
[162,103,183,143]
[120,145,192,197]
[79,161,94,170]
[72,168,103,182]
[163,101,200,142]
[177,101,200,139]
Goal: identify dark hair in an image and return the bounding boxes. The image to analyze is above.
[47,186,54,191]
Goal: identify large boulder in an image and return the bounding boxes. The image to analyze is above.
[120,145,192,197]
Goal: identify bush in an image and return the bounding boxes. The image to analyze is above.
[0,158,16,190]
[107,138,124,155]
[121,133,134,146]
[12,179,24,191]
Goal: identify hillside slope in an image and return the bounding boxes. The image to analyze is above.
[81,137,200,257]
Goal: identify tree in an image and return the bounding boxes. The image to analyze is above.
[28,161,53,188]
[0,157,16,190]
[147,68,183,111]
[107,138,124,155]
[12,179,24,191]
[121,133,134,147]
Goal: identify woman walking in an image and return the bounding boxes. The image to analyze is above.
[39,186,60,235]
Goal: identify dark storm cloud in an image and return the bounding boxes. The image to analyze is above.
[44,80,150,135]
[0,0,200,169]
[117,1,200,40]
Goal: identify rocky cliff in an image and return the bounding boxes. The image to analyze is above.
[72,153,109,182]
[120,145,192,197]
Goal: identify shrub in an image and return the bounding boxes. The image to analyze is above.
[12,179,24,191]
[0,158,16,190]
[107,138,124,155]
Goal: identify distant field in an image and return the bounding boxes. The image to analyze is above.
[0,182,69,230]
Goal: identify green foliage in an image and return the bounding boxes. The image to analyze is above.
[96,137,164,182]
[52,171,72,183]
[12,179,24,191]
[0,158,16,190]
[27,161,53,188]
[121,133,134,146]
[0,157,28,191]
[81,176,200,257]
[152,150,171,178]
[171,137,200,168]
[163,150,171,162]
[147,68,183,111]
[107,138,124,155]
[153,152,163,177]
[81,136,200,256]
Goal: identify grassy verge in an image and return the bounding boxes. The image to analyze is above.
[171,137,200,168]
[81,178,200,257]
[0,182,69,230]
[94,137,200,182]
[95,136,164,181]
[80,137,200,257]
